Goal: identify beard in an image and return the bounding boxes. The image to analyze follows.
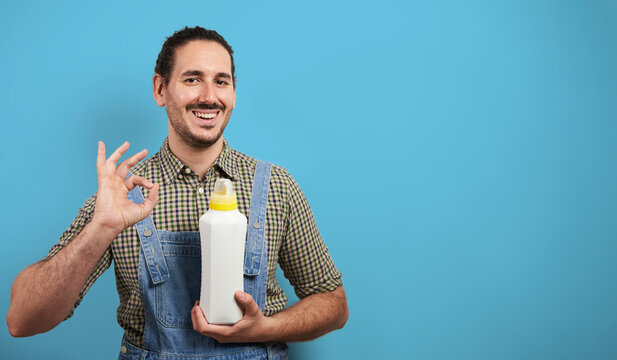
[166,98,231,149]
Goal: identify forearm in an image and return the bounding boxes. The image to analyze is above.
[6,221,118,337]
[7,142,158,337]
[266,286,348,342]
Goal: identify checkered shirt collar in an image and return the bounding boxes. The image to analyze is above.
[158,138,237,184]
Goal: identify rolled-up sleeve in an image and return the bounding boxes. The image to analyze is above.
[277,172,342,299]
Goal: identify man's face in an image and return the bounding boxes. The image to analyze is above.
[154,40,236,149]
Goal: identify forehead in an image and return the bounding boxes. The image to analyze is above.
[172,40,232,76]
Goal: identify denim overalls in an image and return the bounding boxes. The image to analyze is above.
[118,161,288,359]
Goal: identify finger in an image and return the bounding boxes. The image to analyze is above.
[141,183,160,214]
[235,291,259,316]
[107,141,130,166]
[116,149,148,179]
[97,141,107,176]
[123,175,154,191]
[191,301,216,334]
[191,302,206,332]
[190,301,233,340]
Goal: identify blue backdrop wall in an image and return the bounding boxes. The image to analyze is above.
[2,1,617,359]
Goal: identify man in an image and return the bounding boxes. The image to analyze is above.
[7,27,348,359]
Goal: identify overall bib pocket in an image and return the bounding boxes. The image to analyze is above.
[155,240,201,328]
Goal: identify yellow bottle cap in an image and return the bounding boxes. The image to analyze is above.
[209,179,238,211]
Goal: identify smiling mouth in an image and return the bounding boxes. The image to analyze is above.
[193,110,218,119]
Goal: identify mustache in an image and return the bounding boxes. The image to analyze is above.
[186,102,225,111]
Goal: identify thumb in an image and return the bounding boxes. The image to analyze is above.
[235,291,259,315]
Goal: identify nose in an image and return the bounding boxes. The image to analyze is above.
[197,81,217,104]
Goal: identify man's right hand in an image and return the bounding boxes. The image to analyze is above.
[91,141,159,237]
[7,141,160,337]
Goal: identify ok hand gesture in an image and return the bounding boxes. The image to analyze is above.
[91,141,159,237]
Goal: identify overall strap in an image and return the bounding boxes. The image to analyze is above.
[126,172,170,285]
[244,161,273,276]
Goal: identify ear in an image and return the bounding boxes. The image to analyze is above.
[153,74,166,107]
[232,90,236,109]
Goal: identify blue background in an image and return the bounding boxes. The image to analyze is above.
[2,1,617,359]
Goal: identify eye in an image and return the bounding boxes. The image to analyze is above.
[215,79,229,86]
[184,78,199,84]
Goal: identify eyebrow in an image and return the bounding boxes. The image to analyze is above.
[180,70,204,77]
[180,70,232,80]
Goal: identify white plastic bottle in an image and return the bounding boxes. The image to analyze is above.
[199,179,247,324]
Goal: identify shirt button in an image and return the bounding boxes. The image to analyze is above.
[121,345,127,354]
[198,187,204,194]
[178,174,183,179]
[185,168,191,174]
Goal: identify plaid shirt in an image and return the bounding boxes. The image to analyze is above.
[47,138,342,347]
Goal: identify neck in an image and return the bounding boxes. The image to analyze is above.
[167,133,224,181]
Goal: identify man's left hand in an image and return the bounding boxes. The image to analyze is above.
[191,291,273,343]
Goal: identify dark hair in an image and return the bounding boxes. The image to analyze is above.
[155,26,236,86]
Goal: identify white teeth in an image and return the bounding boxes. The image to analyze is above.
[195,112,216,119]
